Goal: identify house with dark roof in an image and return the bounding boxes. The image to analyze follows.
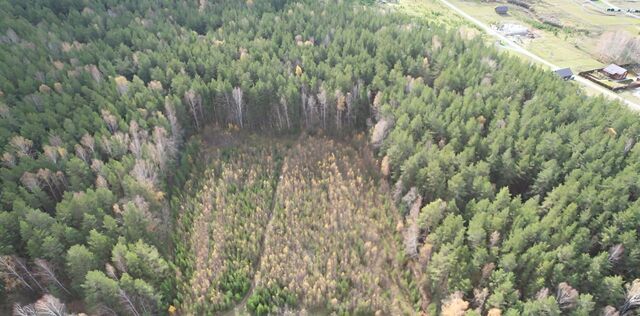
[495,6,508,15]
[554,68,574,80]
[603,64,628,80]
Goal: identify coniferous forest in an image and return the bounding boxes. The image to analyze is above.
[1,0,640,315]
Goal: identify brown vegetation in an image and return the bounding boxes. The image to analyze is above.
[253,137,404,314]
[597,31,640,64]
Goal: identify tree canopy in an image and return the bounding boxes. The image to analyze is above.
[1,0,639,315]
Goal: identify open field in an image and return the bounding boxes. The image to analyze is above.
[394,0,616,71]
[443,0,639,72]
[391,0,468,26]
[393,0,640,107]
[540,0,639,29]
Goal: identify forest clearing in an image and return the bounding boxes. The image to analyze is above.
[2,0,640,315]
[174,132,410,315]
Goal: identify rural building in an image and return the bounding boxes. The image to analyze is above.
[603,64,628,80]
[495,6,509,14]
[499,23,529,36]
[554,68,574,80]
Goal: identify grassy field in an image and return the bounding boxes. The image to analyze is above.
[445,0,639,71]
[541,0,638,29]
[396,0,640,69]
[607,0,640,11]
[393,0,548,67]
[392,0,468,27]
[392,0,640,102]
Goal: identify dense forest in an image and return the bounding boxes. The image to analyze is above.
[1,0,640,315]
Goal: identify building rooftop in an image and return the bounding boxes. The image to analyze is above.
[603,64,627,75]
[554,68,573,78]
[495,6,509,13]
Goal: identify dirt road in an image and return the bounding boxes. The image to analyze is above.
[598,0,640,19]
[437,0,640,111]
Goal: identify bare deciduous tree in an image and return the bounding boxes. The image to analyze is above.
[441,291,469,316]
[101,110,119,133]
[20,172,40,192]
[307,95,316,129]
[53,82,63,93]
[81,133,95,153]
[25,94,43,110]
[148,80,163,91]
[0,102,10,119]
[34,259,70,295]
[55,171,67,191]
[370,118,391,149]
[317,87,328,129]
[85,64,103,83]
[10,136,33,158]
[131,159,158,187]
[119,288,141,316]
[129,121,143,159]
[335,90,346,130]
[48,135,63,147]
[2,152,16,168]
[487,308,502,316]
[164,97,182,145]
[101,132,130,158]
[34,294,67,316]
[403,191,422,259]
[75,144,89,163]
[609,244,625,265]
[1,256,34,292]
[13,303,36,316]
[43,145,58,164]
[621,279,640,316]
[184,89,203,129]
[372,91,382,121]
[536,287,550,299]
[604,306,620,316]
[105,263,118,280]
[489,231,501,248]
[473,288,489,313]
[36,169,62,200]
[557,282,579,310]
[151,126,175,172]
[185,89,203,130]
[114,76,129,95]
[91,159,104,175]
[0,256,44,292]
[199,0,208,12]
[280,96,291,129]
[96,175,108,188]
[232,87,244,128]
[380,155,390,177]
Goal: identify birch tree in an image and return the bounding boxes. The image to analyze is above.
[317,87,328,129]
[184,89,203,130]
[232,86,244,128]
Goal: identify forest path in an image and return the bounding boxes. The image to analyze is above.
[220,137,413,315]
[221,142,290,316]
[436,0,640,111]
